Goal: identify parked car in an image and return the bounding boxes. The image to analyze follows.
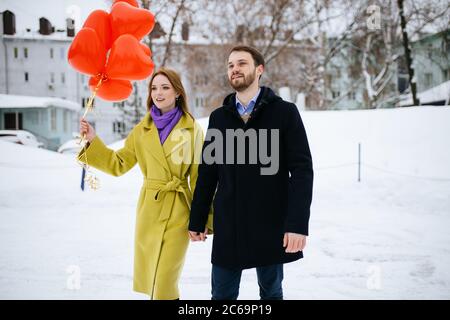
[57,136,83,154]
[0,130,44,148]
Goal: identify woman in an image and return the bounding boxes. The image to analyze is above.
[78,68,212,300]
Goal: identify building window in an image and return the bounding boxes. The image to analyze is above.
[30,110,38,125]
[113,102,125,108]
[50,48,54,59]
[332,91,340,99]
[61,73,65,84]
[428,44,433,58]
[24,72,29,82]
[335,68,341,78]
[195,97,207,108]
[348,92,356,100]
[13,47,18,58]
[325,74,332,86]
[50,72,55,84]
[51,108,57,131]
[63,110,68,132]
[425,73,433,87]
[4,112,23,130]
[82,97,95,108]
[60,47,65,60]
[113,121,126,134]
[444,68,450,81]
[23,47,28,58]
[194,75,209,86]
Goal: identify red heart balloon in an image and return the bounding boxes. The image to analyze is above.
[106,34,154,80]
[110,2,155,42]
[112,0,138,7]
[89,76,132,101]
[140,43,152,57]
[68,28,106,76]
[83,10,112,50]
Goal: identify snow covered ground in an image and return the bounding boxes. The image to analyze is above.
[0,106,449,299]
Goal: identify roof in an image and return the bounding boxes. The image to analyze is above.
[1,31,73,42]
[398,80,450,107]
[0,94,81,111]
[411,29,450,43]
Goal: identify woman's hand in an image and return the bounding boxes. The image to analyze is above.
[188,227,209,241]
[80,118,96,143]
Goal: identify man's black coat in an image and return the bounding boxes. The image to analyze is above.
[189,87,314,269]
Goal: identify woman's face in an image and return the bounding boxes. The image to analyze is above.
[150,74,179,114]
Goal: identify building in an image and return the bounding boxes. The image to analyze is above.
[0,93,80,150]
[0,10,141,146]
[411,29,450,93]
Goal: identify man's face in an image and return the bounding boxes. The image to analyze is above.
[227,51,263,92]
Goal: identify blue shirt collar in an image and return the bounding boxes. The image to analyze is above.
[235,87,261,116]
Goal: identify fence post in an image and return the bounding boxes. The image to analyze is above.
[358,142,361,182]
[81,167,86,191]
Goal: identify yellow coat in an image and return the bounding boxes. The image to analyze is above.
[77,112,212,299]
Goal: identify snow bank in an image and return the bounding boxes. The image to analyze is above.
[1,106,449,299]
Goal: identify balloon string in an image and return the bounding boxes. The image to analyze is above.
[77,76,104,190]
[82,77,104,119]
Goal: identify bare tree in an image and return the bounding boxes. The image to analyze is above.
[122,0,448,112]
[397,0,419,106]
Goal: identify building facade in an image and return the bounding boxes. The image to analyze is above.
[0,10,145,146]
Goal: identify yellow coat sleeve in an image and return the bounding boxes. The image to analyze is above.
[77,129,137,177]
[189,122,213,233]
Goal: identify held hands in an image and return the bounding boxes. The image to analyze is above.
[283,232,307,253]
[189,227,209,242]
[80,118,96,143]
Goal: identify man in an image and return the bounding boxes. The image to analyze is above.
[189,45,313,300]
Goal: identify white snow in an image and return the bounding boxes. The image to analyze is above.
[0,94,81,112]
[1,106,450,299]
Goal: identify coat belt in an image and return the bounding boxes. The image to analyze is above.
[144,177,191,221]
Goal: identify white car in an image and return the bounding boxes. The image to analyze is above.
[0,130,44,148]
[57,138,83,154]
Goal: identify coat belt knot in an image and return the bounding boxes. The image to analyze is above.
[144,177,191,221]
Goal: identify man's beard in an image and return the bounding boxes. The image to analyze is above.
[229,69,256,92]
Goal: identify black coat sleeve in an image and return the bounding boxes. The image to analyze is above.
[189,112,219,232]
[284,104,314,235]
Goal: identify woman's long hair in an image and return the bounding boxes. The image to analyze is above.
[146,68,193,119]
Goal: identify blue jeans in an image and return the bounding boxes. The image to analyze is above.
[211,264,284,300]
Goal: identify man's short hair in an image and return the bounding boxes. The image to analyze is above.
[229,45,265,67]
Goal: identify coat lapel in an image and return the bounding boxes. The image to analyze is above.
[163,113,194,161]
[141,112,171,174]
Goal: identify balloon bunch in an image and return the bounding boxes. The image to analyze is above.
[68,0,155,190]
[69,0,155,104]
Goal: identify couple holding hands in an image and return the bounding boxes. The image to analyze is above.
[78,45,313,300]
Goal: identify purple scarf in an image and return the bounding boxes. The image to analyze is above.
[150,105,183,144]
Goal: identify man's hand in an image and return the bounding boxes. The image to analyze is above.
[189,227,209,242]
[283,232,307,253]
